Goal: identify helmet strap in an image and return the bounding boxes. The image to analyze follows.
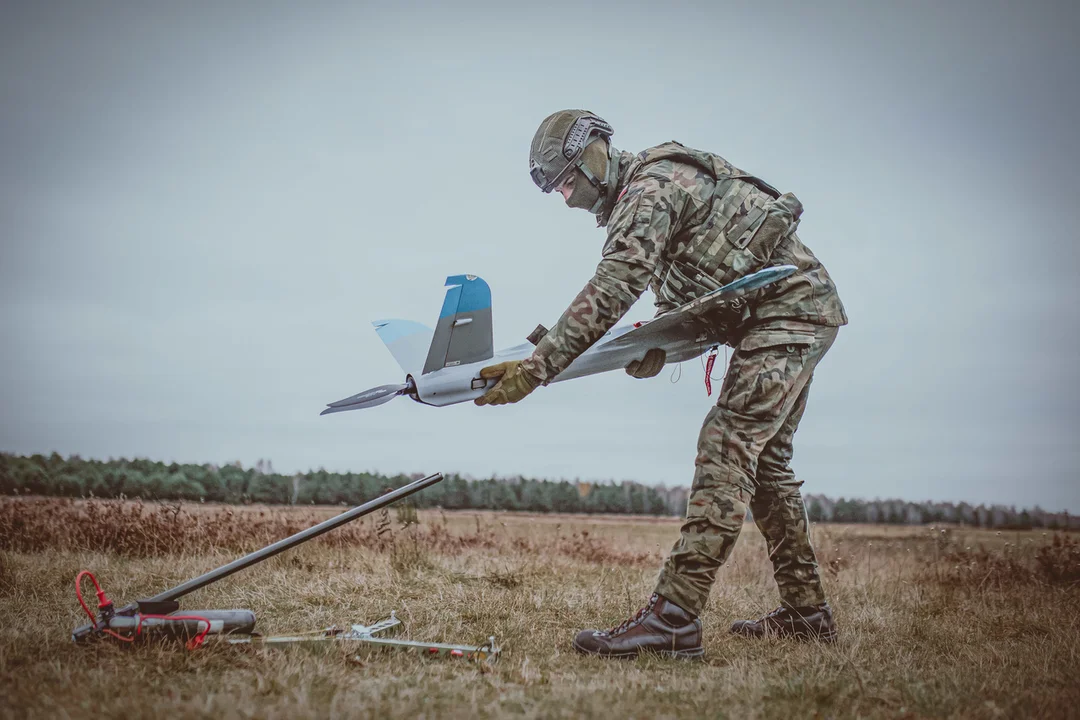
[576,140,616,215]
[586,169,606,215]
[590,142,620,218]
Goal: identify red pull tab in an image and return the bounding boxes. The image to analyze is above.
[704,346,719,396]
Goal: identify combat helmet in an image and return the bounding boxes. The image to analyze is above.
[529,110,620,215]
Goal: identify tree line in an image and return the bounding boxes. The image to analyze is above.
[0,453,1074,530]
[0,453,671,515]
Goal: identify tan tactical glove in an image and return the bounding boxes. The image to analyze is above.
[625,347,666,379]
[474,360,542,406]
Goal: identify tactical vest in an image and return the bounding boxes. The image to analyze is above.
[641,144,804,315]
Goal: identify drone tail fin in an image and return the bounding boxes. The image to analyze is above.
[372,319,433,375]
[422,274,494,375]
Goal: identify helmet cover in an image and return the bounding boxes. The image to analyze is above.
[529,110,614,194]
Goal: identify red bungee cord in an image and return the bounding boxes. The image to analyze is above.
[75,570,133,644]
[75,571,211,650]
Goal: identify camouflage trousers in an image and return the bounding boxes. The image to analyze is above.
[654,322,838,615]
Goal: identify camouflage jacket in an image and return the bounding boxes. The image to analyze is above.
[520,141,847,384]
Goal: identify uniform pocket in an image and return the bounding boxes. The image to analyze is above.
[721,327,815,418]
[738,326,816,353]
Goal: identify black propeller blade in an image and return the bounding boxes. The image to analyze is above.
[320,383,409,415]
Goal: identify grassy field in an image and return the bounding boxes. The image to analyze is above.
[1,498,1078,719]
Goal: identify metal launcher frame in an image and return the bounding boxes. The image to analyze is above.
[71,472,500,662]
[228,612,499,661]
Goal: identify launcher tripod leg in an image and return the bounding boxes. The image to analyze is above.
[226,611,500,662]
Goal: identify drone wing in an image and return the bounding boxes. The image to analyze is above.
[602,264,798,351]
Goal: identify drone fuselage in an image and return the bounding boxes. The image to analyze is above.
[321,266,795,415]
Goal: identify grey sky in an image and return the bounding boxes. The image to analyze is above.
[1,0,1077,511]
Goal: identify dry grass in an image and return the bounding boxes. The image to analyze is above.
[1,498,1078,719]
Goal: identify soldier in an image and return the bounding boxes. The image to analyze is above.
[475,110,848,658]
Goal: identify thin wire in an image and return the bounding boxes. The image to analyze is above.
[665,362,682,386]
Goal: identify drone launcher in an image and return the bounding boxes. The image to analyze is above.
[69,473,498,660]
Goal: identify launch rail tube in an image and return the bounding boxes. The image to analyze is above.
[148,472,444,603]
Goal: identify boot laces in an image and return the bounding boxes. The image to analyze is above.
[763,605,818,622]
[606,594,658,636]
[763,606,787,620]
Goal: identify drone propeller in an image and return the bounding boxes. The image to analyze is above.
[320,381,412,415]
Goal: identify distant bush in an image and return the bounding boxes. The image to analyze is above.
[0,496,659,567]
[925,529,1080,588]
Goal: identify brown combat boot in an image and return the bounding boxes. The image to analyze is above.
[572,594,704,659]
[730,603,837,642]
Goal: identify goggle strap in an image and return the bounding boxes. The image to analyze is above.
[576,155,600,185]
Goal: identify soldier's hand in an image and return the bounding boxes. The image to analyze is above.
[625,348,666,379]
[474,360,542,406]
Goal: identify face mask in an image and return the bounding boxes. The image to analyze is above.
[563,169,601,211]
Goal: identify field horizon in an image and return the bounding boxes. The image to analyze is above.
[2,499,1078,718]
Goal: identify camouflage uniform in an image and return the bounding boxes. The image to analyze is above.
[520,142,847,615]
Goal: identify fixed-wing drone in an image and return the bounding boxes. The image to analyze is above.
[320,264,797,414]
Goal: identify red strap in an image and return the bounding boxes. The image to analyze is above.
[75,570,210,649]
[704,347,719,396]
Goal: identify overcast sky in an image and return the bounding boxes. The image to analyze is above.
[1,0,1077,511]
